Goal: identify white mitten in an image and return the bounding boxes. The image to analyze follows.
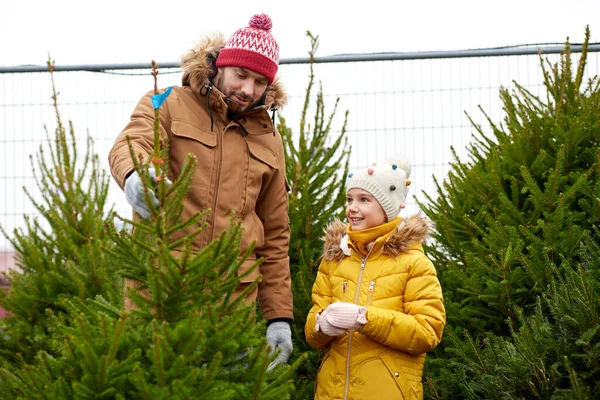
[324,302,368,331]
[316,309,346,337]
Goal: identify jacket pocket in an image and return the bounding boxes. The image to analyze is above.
[242,141,279,215]
[246,141,279,169]
[315,352,344,400]
[237,255,262,283]
[170,120,216,198]
[171,120,217,147]
[354,353,412,399]
[380,352,421,399]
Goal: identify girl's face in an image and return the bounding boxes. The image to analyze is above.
[345,188,387,230]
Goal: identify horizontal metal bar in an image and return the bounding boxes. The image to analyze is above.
[2,44,599,74]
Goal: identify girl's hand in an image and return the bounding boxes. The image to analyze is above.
[324,302,368,330]
[316,309,347,336]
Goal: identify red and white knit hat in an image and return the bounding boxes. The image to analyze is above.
[216,14,279,85]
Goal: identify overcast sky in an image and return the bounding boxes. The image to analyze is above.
[2,0,599,67]
[2,0,599,254]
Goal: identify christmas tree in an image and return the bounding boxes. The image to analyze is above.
[0,59,300,399]
[444,233,600,399]
[278,32,350,399]
[0,58,122,365]
[420,27,600,398]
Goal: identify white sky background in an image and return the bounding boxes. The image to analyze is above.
[2,0,599,67]
[1,0,599,253]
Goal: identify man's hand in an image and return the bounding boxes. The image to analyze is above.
[266,321,293,371]
[124,168,171,219]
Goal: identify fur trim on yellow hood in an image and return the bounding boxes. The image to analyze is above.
[322,213,431,262]
[180,31,288,110]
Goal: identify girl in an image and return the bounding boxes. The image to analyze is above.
[305,156,446,399]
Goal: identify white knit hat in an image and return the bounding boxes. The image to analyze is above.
[346,155,413,221]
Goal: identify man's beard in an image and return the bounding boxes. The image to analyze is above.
[214,75,259,116]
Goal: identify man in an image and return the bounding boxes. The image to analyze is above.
[108,13,293,370]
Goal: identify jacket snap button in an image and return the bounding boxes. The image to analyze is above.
[394,372,399,377]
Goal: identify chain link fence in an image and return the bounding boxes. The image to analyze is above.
[1,44,599,271]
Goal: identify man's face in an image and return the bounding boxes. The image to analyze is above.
[214,67,269,114]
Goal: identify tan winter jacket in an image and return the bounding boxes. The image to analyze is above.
[108,32,293,321]
[305,216,446,399]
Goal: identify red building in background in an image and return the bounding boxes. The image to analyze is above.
[0,251,17,318]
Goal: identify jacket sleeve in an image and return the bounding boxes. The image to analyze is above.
[359,255,446,355]
[254,129,293,321]
[304,259,336,350]
[108,90,169,188]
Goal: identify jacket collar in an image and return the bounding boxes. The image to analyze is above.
[322,213,432,262]
[346,218,400,256]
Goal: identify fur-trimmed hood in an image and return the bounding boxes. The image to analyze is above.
[180,32,287,110]
[322,214,431,262]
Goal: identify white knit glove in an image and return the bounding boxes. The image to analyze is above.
[323,302,368,331]
[124,168,171,219]
[266,321,293,371]
[316,309,346,337]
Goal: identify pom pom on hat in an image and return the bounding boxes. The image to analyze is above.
[249,14,273,30]
[346,155,413,221]
[216,13,279,85]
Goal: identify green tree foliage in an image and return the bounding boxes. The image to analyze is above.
[279,32,350,399]
[420,28,600,336]
[0,59,122,365]
[442,233,600,399]
[0,60,300,399]
[420,28,600,398]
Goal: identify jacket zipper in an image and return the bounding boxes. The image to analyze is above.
[344,249,372,400]
[209,123,223,241]
[367,281,376,305]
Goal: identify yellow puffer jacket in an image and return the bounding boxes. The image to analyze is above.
[305,215,446,400]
